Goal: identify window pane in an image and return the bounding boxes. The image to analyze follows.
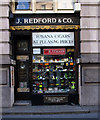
[58,0,74,9]
[17,40,28,51]
[36,0,53,10]
[15,0,31,10]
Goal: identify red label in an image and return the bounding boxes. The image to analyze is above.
[44,49,66,55]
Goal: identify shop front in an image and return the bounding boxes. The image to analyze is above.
[10,13,80,105]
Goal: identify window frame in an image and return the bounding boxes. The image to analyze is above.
[11,0,77,13]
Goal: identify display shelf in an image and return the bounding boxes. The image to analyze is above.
[33,69,75,72]
[33,71,75,73]
[33,61,66,63]
[32,89,76,94]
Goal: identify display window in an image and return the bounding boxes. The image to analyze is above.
[32,48,76,94]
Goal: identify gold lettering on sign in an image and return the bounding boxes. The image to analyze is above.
[16,56,29,60]
[17,88,30,92]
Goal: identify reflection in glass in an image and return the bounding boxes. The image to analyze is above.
[15,0,31,10]
[36,0,53,10]
[17,41,28,51]
[58,0,74,10]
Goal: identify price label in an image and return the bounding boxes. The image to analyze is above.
[66,63,68,66]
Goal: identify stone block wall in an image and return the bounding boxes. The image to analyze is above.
[0,1,14,108]
[79,0,100,105]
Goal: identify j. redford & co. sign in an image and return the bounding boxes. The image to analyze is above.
[10,14,80,30]
[10,14,80,25]
[16,17,73,24]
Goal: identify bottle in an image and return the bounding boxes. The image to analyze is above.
[40,76,42,80]
[70,57,73,62]
[65,73,68,79]
[52,76,55,80]
[56,76,57,80]
[68,57,71,63]
[69,52,71,56]
[71,81,75,89]
[69,72,72,79]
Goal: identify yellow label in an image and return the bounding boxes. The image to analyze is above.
[39,85,42,87]
[61,84,64,86]
[66,63,68,66]
[17,56,29,60]
[56,84,59,86]
[17,88,30,92]
[67,49,74,52]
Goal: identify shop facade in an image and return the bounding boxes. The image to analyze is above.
[0,0,100,107]
[10,13,80,105]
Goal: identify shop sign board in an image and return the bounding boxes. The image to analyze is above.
[17,88,30,92]
[15,17,74,25]
[16,55,29,60]
[32,32,74,47]
[44,95,68,103]
[44,48,66,55]
[10,14,80,30]
[11,14,80,26]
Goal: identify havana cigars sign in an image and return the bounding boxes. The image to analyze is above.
[32,32,74,47]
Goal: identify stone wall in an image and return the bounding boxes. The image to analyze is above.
[79,0,100,105]
[0,1,14,107]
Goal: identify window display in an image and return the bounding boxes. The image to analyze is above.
[32,48,76,94]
